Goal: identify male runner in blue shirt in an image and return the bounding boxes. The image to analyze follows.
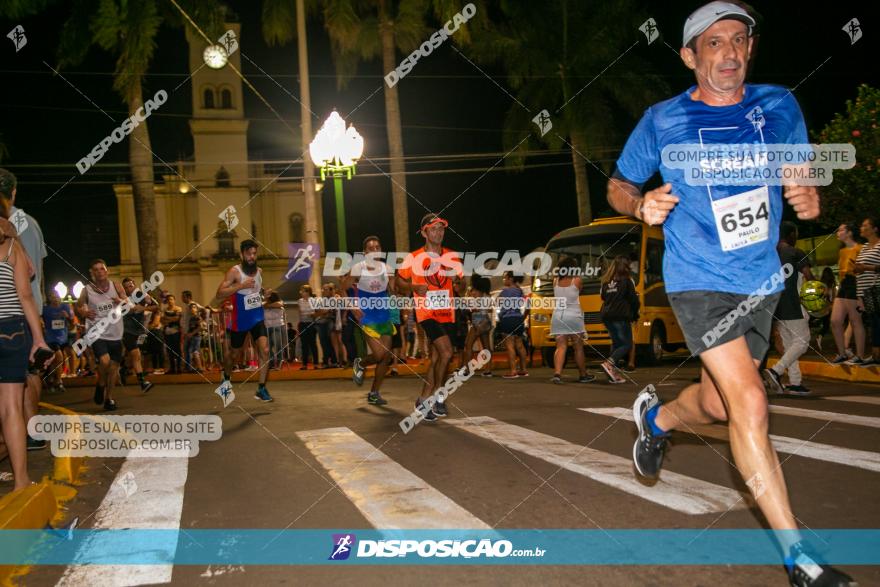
[607,3,853,586]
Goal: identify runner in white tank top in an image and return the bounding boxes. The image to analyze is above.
[76,259,127,411]
[85,280,124,341]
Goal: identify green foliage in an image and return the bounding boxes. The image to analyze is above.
[91,0,162,101]
[463,0,667,172]
[816,84,880,227]
[54,0,222,103]
[0,0,55,19]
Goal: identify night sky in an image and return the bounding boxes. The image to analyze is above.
[0,0,877,288]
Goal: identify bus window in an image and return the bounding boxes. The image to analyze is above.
[534,227,642,295]
[645,238,664,288]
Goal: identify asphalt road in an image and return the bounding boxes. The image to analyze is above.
[20,359,880,586]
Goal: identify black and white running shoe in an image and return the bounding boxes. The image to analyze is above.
[786,541,857,587]
[632,384,669,479]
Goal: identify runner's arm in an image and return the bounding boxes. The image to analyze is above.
[607,177,644,220]
[453,275,466,296]
[339,272,355,295]
[113,281,129,306]
[215,267,244,299]
[396,274,412,295]
[75,286,93,319]
[142,295,159,313]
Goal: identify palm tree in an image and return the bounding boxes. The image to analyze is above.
[262,0,323,292]
[320,0,477,251]
[5,0,221,279]
[465,0,666,225]
[315,0,422,251]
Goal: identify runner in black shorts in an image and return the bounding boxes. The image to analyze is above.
[607,3,852,585]
[76,259,126,411]
[214,240,273,403]
[396,214,466,422]
[121,277,157,393]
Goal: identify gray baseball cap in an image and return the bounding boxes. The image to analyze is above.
[682,1,755,48]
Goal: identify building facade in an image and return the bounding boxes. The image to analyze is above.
[111,23,323,304]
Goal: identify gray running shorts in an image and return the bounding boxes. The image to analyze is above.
[668,290,781,360]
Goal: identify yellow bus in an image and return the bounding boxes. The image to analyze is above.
[529,216,686,366]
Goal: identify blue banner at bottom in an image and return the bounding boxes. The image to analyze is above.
[1,530,878,565]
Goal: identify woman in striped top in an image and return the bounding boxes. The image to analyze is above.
[0,214,50,490]
[853,216,880,366]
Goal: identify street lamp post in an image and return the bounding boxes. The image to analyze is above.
[309,111,364,252]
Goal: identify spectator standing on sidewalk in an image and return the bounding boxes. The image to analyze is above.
[183,302,204,373]
[830,222,864,363]
[162,294,183,374]
[314,284,338,368]
[600,255,639,384]
[763,222,814,395]
[853,216,880,366]
[496,271,530,379]
[297,285,319,369]
[264,292,285,369]
[549,258,594,384]
[146,301,165,373]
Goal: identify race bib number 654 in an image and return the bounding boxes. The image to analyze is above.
[711,186,770,252]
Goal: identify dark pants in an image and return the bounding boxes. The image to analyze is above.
[149,328,164,369]
[342,316,360,362]
[315,320,337,365]
[604,320,633,363]
[298,321,318,366]
[165,331,182,373]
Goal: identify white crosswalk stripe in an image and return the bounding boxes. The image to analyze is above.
[768,404,880,428]
[57,450,189,587]
[297,427,491,529]
[827,395,880,406]
[446,416,748,515]
[581,407,880,474]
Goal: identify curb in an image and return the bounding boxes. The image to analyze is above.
[0,403,85,585]
[0,480,57,586]
[767,358,880,384]
[37,403,86,485]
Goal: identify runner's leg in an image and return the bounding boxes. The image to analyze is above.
[661,336,799,539]
[422,336,453,401]
[256,335,270,386]
[365,335,392,393]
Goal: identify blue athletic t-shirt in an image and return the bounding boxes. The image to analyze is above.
[615,84,809,295]
[43,305,70,345]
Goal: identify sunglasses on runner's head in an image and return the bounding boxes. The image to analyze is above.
[421,217,449,232]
